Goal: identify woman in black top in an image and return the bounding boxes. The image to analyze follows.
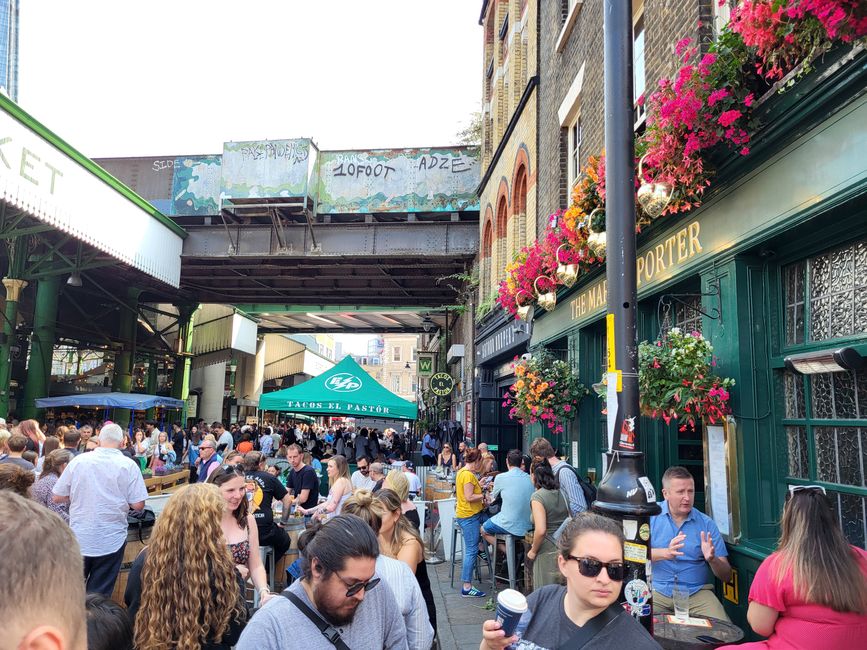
[125,483,247,650]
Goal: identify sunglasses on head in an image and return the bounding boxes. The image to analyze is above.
[334,569,380,597]
[786,484,826,500]
[220,464,245,473]
[565,555,626,581]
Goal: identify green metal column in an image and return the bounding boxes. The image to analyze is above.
[21,276,61,420]
[111,287,141,428]
[145,358,158,420]
[170,304,198,425]
[0,278,27,416]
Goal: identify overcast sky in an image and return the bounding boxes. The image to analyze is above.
[19,1,482,158]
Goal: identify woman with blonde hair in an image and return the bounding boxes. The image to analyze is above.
[385,468,420,530]
[124,483,247,649]
[376,488,438,636]
[19,419,46,456]
[720,487,867,649]
[32,449,74,522]
[297,453,351,521]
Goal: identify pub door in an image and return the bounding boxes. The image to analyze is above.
[477,397,522,471]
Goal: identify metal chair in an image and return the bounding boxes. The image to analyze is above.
[449,520,492,588]
[490,533,522,592]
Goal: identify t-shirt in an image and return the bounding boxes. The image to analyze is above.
[490,468,535,536]
[404,471,422,496]
[246,470,288,530]
[421,434,438,458]
[288,464,320,510]
[455,468,483,519]
[235,576,407,650]
[739,548,867,650]
[217,431,234,452]
[0,455,35,471]
[514,584,661,649]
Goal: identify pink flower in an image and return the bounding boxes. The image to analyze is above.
[718,110,742,127]
[744,93,755,107]
[564,404,572,412]
[740,146,750,156]
[707,88,729,106]
[675,37,692,56]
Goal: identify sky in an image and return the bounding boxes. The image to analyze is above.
[18,1,483,158]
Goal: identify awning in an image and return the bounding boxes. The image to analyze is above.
[263,334,334,381]
[259,355,417,420]
[35,392,185,410]
[0,95,185,287]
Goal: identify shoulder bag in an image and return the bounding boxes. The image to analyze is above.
[562,604,621,648]
[280,590,351,650]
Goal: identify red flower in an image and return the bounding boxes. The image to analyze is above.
[718,110,743,127]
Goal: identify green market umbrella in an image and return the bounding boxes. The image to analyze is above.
[259,355,417,421]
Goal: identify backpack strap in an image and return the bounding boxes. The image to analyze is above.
[561,604,622,648]
[280,590,351,650]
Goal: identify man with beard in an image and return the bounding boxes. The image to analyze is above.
[236,514,407,650]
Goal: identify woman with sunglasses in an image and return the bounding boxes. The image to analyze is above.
[208,465,275,605]
[719,486,867,649]
[481,512,660,649]
[297,454,352,521]
[438,443,459,473]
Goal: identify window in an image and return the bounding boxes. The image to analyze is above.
[660,295,703,336]
[783,239,867,345]
[568,117,582,188]
[412,348,418,362]
[392,376,401,393]
[412,381,418,394]
[780,238,867,547]
[392,346,401,362]
[633,7,646,127]
[361,357,367,365]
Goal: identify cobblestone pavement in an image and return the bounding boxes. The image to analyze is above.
[427,554,495,650]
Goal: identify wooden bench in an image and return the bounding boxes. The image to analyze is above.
[161,470,189,493]
[144,475,163,495]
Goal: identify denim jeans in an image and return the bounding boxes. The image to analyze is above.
[456,512,488,584]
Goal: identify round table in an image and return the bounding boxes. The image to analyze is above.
[653,615,744,649]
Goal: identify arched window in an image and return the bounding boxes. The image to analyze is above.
[511,165,528,259]
[495,196,509,285]
[481,219,494,297]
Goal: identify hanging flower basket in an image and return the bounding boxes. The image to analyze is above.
[503,347,588,433]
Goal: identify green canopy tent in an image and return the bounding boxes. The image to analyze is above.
[259,355,418,421]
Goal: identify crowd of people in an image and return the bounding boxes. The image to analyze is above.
[2,416,866,649]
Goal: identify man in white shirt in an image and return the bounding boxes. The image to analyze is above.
[403,462,422,498]
[53,423,148,596]
[214,421,234,453]
[145,420,162,450]
[351,456,375,491]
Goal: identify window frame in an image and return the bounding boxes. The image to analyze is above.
[392,346,401,362]
[632,3,647,129]
[568,115,582,189]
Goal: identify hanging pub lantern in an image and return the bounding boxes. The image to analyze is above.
[555,244,579,287]
[534,276,557,312]
[585,208,607,258]
[636,154,673,218]
[515,290,534,322]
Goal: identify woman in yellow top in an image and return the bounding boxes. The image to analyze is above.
[454,448,488,598]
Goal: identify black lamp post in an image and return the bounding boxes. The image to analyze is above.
[593,0,661,634]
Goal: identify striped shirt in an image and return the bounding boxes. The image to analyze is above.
[376,555,434,650]
[552,460,587,515]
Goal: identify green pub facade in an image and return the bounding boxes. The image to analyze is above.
[528,48,867,630]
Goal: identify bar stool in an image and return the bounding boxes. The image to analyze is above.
[490,534,522,592]
[259,545,276,591]
[449,520,492,588]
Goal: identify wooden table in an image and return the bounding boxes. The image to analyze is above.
[653,615,744,649]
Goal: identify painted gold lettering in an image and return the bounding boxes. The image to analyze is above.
[665,236,676,267]
[636,255,645,285]
[20,148,39,185]
[655,244,666,275]
[45,162,62,194]
[677,229,688,262]
[689,221,703,257]
[645,251,655,281]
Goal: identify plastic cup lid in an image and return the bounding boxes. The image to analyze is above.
[497,588,528,612]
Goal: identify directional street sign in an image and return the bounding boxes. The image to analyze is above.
[430,372,454,396]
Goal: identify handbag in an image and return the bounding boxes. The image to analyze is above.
[484,493,502,517]
[127,507,156,544]
[281,590,351,650]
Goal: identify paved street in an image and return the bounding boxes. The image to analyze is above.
[428,557,492,650]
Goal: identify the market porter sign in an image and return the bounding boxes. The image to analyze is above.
[571,221,703,322]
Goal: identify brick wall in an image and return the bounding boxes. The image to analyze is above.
[537,0,714,235]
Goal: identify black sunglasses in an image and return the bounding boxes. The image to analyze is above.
[566,555,626,581]
[220,464,245,473]
[335,570,380,597]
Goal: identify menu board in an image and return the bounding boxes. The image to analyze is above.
[703,417,741,543]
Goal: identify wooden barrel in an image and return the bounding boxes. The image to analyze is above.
[424,473,438,501]
[275,518,305,589]
[110,525,152,607]
[429,478,454,501]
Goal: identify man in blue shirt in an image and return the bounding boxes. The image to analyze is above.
[482,449,535,541]
[650,466,732,621]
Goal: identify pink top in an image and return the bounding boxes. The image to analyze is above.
[728,547,867,650]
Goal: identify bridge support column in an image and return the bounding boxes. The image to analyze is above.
[21,276,61,420]
[111,287,141,429]
[170,304,198,425]
[145,358,158,421]
[199,361,227,426]
[0,278,27,417]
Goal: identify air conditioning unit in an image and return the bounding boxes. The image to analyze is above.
[447,344,465,365]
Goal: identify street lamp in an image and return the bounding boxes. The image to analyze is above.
[595,0,661,634]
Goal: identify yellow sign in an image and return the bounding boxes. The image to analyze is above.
[569,221,704,323]
[723,568,739,605]
[606,314,616,372]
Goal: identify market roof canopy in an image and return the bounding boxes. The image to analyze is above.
[35,392,185,410]
[259,355,417,420]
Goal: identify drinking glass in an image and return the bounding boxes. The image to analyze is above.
[672,583,689,622]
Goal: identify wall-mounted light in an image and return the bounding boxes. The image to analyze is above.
[784,347,865,375]
[404,361,411,370]
[66,271,82,287]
